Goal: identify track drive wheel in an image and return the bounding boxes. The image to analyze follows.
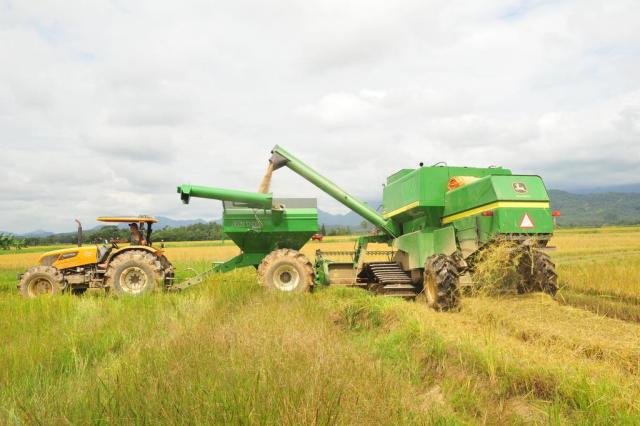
[19,266,65,298]
[105,250,164,296]
[257,249,314,293]
[422,254,460,311]
[516,248,558,296]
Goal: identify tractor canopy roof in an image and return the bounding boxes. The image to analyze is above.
[96,216,158,224]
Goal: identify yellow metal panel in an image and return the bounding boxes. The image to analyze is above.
[39,247,99,269]
[441,201,550,224]
[382,201,420,219]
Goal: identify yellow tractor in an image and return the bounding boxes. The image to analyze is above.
[18,216,174,298]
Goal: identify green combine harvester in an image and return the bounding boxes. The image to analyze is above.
[177,146,557,310]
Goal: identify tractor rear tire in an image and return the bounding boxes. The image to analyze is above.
[257,249,314,293]
[105,250,164,297]
[19,266,65,298]
[516,248,558,296]
[422,254,460,311]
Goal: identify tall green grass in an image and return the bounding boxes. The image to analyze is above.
[1,269,454,424]
[2,228,640,424]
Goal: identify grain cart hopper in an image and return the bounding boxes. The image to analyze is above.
[174,185,318,292]
[267,145,558,310]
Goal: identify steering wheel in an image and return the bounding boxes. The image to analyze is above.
[108,239,119,249]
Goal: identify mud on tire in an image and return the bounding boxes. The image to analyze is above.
[105,250,164,296]
[19,266,65,298]
[516,247,558,296]
[257,248,314,293]
[422,254,460,311]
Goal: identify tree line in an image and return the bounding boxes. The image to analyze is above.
[0,234,26,250]
[21,222,225,246]
[15,221,360,247]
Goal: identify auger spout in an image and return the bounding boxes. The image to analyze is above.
[269,145,400,237]
[177,184,273,209]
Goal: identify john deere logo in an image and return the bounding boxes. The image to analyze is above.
[513,182,528,193]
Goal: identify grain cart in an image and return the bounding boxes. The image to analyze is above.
[174,186,318,292]
[265,145,558,310]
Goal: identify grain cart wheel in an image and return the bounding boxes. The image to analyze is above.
[516,248,558,296]
[422,254,460,311]
[258,249,314,293]
[19,266,65,298]
[105,250,164,296]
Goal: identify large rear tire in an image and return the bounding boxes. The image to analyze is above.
[19,266,65,298]
[516,248,558,296]
[257,249,314,293]
[422,254,460,311]
[105,250,164,296]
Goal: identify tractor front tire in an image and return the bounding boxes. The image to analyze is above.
[422,254,460,311]
[19,266,65,298]
[516,248,558,296]
[105,250,164,297]
[258,249,314,293]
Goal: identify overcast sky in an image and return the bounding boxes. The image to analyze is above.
[1,0,639,233]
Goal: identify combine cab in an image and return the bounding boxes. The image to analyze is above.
[18,216,174,297]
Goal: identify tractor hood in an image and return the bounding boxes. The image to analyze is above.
[38,246,98,269]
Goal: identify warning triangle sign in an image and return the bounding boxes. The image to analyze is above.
[520,213,535,229]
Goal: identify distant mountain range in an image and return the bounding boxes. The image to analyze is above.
[5,190,640,237]
[568,183,640,194]
[548,190,640,226]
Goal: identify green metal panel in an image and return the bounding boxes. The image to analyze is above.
[449,206,553,254]
[444,175,549,216]
[393,231,434,269]
[433,226,457,256]
[494,207,553,234]
[453,217,479,258]
[314,257,331,285]
[223,207,317,255]
[393,225,457,269]
[382,165,512,222]
[213,253,268,272]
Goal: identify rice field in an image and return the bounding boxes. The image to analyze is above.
[0,227,639,424]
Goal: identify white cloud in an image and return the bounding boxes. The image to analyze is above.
[1,0,639,232]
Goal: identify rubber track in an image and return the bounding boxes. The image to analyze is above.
[365,262,419,298]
